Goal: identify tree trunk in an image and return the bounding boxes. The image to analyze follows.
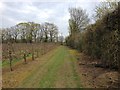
[9,51,13,71]
[24,52,27,64]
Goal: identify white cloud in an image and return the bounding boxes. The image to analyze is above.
[36,9,55,21]
[0,1,101,36]
[0,2,6,14]
[1,0,104,2]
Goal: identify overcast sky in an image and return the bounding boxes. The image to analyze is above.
[0,0,103,37]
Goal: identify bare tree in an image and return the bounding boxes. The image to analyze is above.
[94,1,118,20]
[38,24,44,42]
[44,22,49,42]
[1,28,7,43]
[17,22,28,43]
[59,33,64,45]
[32,23,40,43]
[48,23,58,42]
[2,21,59,43]
[68,7,90,49]
[69,7,90,32]
[10,26,20,43]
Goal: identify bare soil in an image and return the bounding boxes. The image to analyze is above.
[76,53,119,88]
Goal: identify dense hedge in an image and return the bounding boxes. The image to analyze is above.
[66,7,119,69]
[84,7,119,69]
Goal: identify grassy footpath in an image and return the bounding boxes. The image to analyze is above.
[3,46,81,88]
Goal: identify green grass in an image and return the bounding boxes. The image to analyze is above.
[39,46,66,87]
[69,52,81,88]
[3,46,82,88]
[2,53,32,68]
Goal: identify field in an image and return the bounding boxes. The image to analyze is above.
[1,1,119,88]
[2,43,57,60]
[2,45,118,88]
[2,45,81,88]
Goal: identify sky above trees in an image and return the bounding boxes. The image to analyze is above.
[0,0,106,37]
